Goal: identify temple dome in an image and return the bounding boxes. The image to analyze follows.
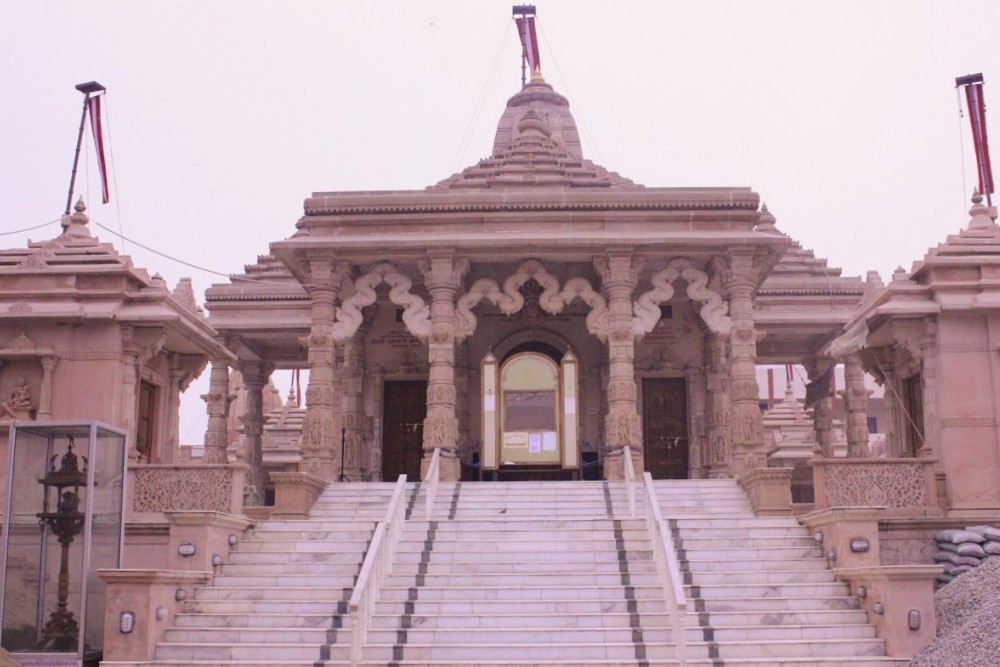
[491,75,583,159]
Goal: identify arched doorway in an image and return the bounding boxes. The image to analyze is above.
[481,348,579,479]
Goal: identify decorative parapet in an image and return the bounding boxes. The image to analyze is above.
[811,458,940,517]
[129,463,248,520]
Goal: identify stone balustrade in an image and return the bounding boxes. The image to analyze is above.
[129,463,248,520]
[811,457,941,517]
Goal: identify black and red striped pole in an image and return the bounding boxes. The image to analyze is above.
[64,81,106,217]
[957,73,994,207]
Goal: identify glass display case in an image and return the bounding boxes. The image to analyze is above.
[1,422,126,665]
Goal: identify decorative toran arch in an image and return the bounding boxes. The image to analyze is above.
[454,259,608,342]
[332,262,430,342]
[632,258,732,337]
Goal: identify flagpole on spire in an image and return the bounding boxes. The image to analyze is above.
[512,5,538,89]
[65,81,106,217]
[956,73,994,208]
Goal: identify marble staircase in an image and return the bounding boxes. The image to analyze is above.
[103,478,907,667]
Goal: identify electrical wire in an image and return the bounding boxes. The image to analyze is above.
[90,219,320,290]
[535,18,604,165]
[957,86,969,212]
[450,18,512,173]
[0,219,62,236]
[102,92,127,253]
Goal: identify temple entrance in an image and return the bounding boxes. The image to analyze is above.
[481,346,580,480]
[382,380,426,480]
[642,377,689,479]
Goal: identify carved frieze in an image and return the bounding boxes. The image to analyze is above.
[455,259,608,341]
[633,258,732,337]
[822,463,929,508]
[131,467,235,513]
[333,263,431,342]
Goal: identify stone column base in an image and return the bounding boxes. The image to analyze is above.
[737,467,793,516]
[270,471,328,519]
[99,569,211,661]
[833,565,943,658]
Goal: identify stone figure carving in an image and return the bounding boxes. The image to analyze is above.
[1,377,32,420]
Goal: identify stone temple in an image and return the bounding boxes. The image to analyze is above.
[2,25,1000,667]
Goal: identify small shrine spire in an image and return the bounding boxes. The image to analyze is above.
[513,5,540,88]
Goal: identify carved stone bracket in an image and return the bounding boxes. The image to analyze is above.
[332,262,430,342]
[632,258,732,338]
[454,259,608,341]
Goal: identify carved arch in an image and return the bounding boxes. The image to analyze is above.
[332,263,430,341]
[454,259,608,342]
[632,258,732,337]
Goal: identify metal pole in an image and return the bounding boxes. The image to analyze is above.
[64,82,106,216]
[64,97,91,216]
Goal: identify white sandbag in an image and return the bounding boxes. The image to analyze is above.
[965,525,1000,541]
[984,541,1000,555]
[937,529,985,544]
[956,542,987,558]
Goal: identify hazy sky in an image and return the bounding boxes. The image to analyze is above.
[3,1,999,442]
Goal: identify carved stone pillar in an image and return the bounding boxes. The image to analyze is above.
[341,332,366,481]
[704,332,732,478]
[725,253,765,476]
[917,318,938,459]
[300,259,346,481]
[238,360,272,504]
[163,355,184,464]
[201,356,232,464]
[878,359,905,457]
[120,326,142,463]
[596,251,643,480]
[419,253,469,481]
[37,355,58,420]
[807,359,836,458]
[455,340,471,456]
[841,353,873,458]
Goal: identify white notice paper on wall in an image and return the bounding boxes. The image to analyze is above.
[542,431,557,451]
[484,395,496,411]
[565,397,576,414]
[528,433,542,453]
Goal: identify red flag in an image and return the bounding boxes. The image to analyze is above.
[86,95,110,203]
[785,364,794,385]
[515,16,541,76]
[962,78,994,195]
[295,369,302,407]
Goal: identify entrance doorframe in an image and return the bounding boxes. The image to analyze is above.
[638,373,700,479]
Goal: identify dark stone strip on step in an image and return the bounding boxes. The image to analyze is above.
[388,519,438,666]
[313,526,376,665]
[669,518,724,666]
[447,481,462,520]
[611,516,650,667]
[404,482,421,520]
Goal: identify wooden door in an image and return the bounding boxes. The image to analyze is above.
[642,378,689,479]
[382,381,427,480]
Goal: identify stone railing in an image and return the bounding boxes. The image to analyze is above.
[623,446,637,518]
[642,471,688,666]
[811,457,940,516]
[424,447,441,521]
[349,473,408,664]
[129,463,247,519]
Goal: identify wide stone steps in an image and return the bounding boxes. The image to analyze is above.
[654,479,890,666]
[114,478,908,667]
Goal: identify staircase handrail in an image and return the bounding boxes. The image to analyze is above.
[623,446,637,518]
[424,446,441,521]
[642,471,688,664]
[348,473,408,665]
